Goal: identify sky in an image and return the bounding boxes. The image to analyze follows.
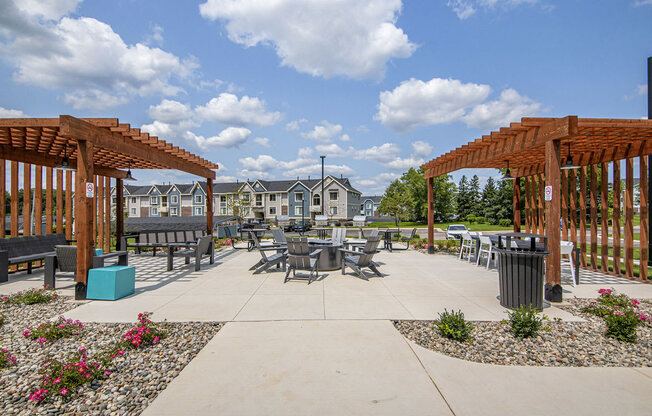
[0,0,650,194]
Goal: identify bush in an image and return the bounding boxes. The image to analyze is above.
[604,309,639,343]
[475,216,486,224]
[435,309,474,343]
[466,214,476,223]
[582,288,643,318]
[498,219,511,227]
[0,314,4,327]
[1,287,57,305]
[507,306,546,338]
[119,312,166,350]
[0,348,17,369]
[23,316,84,345]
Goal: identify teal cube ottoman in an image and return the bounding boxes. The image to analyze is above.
[95,248,104,256]
[87,266,135,300]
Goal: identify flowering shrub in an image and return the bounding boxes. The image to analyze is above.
[1,348,18,369]
[1,287,57,305]
[30,346,110,403]
[582,288,650,343]
[412,240,427,250]
[24,316,84,345]
[0,313,4,327]
[215,238,233,249]
[120,312,166,349]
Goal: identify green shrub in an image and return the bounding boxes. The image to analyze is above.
[435,309,474,343]
[498,219,511,227]
[466,214,476,223]
[23,316,84,345]
[507,306,545,338]
[1,288,57,305]
[0,314,4,327]
[604,309,639,343]
[475,216,486,224]
[582,288,640,318]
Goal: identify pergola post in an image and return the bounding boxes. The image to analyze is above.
[116,178,124,250]
[74,140,94,300]
[513,177,521,232]
[640,156,648,280]
[206,178,214,235]
[427,176,435,253]
[544,139,562,302]
[0,160,4,238]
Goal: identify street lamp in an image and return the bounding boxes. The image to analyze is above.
[320,155,325,216]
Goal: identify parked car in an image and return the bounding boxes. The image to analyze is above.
[446,224,468,240]
[240,220,270,231]
[284,221,312,233]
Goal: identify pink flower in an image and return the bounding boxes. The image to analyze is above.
[631,299,640,307]
[1,296,7,302]
[615,311,624,316]
[104,370,111,376]
[78,346,86,352]
[85,373,91,379]
[153,336,160,344]
[53,378,61,384]
[37,337,47,344]
[23,329,31,338]
[60,388,67,396]
[117,350,124,356]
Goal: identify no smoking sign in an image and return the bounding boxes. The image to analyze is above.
[544,185,553,201]
[85,182,94,198]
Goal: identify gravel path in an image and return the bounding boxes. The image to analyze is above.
[394,298,651,367]
[1,298,223,415]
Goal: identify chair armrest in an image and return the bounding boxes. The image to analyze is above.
[259,247,286,252]
[309,249,322,257]
[339,248,361,255]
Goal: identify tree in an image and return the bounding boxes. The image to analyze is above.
[494,178,513,222]
[456,175,472,220]
[469,175,482,217]
[226,189,252,226]
[481,177,499,223]
[431,174,456,222]
[401,167,427,222]
[379,179,414,226]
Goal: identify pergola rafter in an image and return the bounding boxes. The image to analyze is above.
[0,115,219,300]
[422,116,652,302]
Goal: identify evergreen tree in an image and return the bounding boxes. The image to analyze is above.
[481,177,498,223]
[431,174,456,222]
[495,178,514,222]
[468,175,481,217]
[456,175,472,220]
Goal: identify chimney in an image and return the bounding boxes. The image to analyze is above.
[308,176,310,180]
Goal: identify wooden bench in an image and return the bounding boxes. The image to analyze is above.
[122,230,206,255]
[0,233,70,283]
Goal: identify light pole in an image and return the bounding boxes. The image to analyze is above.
[320,155,325,217]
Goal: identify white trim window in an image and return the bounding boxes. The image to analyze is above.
[295,191,303,202]
[151,207,158,216]
[130,208,136,215]
[269,206,276,215]
[195,207,203,216]
[220,195,227,203]
[170,207,178,216]
[195,194,203,204]
[170,195,178,204]
[295,206,303,216]
[269,194,276,202]
[329,191,338,201]
[220,207,227,215]
[330,206,337,215]
[131,197,137,204]
[150,196,159,205]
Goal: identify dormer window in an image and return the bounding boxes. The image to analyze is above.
[195,194,203,204]
[150,196,158,205]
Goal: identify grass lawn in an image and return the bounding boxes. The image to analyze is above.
[433,221,513,232]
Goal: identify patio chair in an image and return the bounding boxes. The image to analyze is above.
[167,235,215,272]
[459,232,474,260]
[561,241,577,287]
[224,226,247,250]
[392,228,416,251]
[271,229,288,246]
[284,237,322,284]
[339,235,383,280]
[331,227,347,245]
[476,235,495,269]
[249,233,287,274]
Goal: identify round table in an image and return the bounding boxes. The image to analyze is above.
[308,239,342,271]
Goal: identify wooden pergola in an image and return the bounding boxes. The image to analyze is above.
[0,116,218,299]
[422,116,652,301]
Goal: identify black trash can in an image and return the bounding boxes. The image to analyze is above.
[495,247,549,311]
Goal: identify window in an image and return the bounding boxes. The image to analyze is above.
[151,207,158,215]
[161,196,167,207]
[220,195,227,203]
[170,195,178,204]
[195,194,203,204]
[256,194,263,206]
[195,207,203,216]
[131,197,136,204]
[329,191,338,201]
[112,197,117,204]
[295,191,303,202]
[150,196,158,205]
[295,206,303,216]
[220,207,227,215]
[130,208,136,215]
[269,206,276,215]
[242,193,250,201]
[312,194,320,206]
[170,207,178,216]
[330,206,337,215]
[269,194,276,202]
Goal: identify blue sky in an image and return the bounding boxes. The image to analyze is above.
[0,0,650,194]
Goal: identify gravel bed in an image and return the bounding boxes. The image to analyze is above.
[1,300,223,415]
[394,298,651,367]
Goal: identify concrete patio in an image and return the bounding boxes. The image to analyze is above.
[2,248,651,415]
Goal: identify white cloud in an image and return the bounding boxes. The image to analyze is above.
[63,89,130,110]
[624,84,648,100]
[447,0,539,19]
[285,164,355,178]
[239,154,279,172]
[285,118,307,131]
[377,77,543,131]
[376,78,490,132]
[635,0,652,5]
[199,0,416,80]
[353,143,401,163]
[141,99,198,139]
[195,93,282,127]
[384,157,424,171]
[214,175,238,183]
[356,125,370,133]
[298,147,313,157]
[301,121,343,142]
[315,143,348,158]
[461,88,541,129]
[0,3,196,110]
[144,24,164,46]
[0,106,27,117]
[254,137,271,147]
[411,141,433,158]
[339,134,351,142]
[187,127,251,150]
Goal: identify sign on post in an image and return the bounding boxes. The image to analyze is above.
[544,185,552,201]
[85,182,94,198]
